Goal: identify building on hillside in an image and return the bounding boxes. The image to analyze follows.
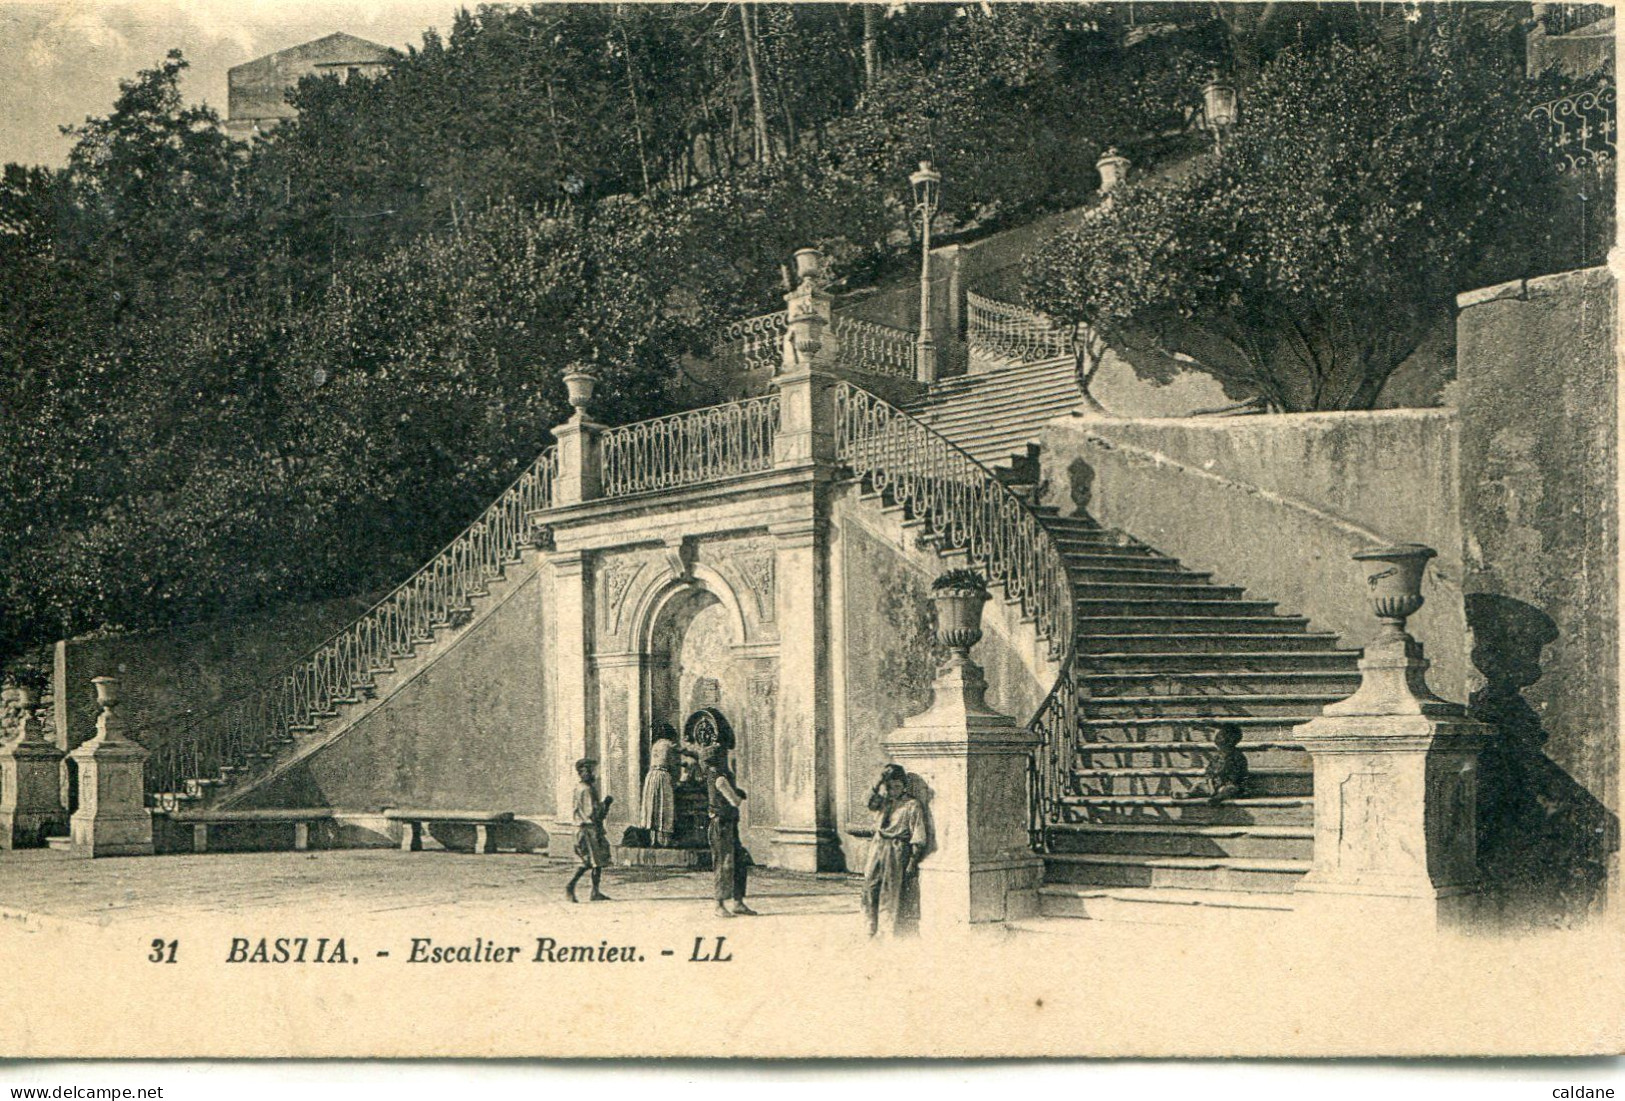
[226,32,397,138]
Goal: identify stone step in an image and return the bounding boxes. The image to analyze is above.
[1082,693,1344,718]
[1076,615,1311,636]
[914,389,1083,421]
[1070,581,1249,601]
[1077,714,1321,740]
[1069,741,1311,771]
[1078,633,1341,655]
[46,835,75,851]
[1080,669,1364,696]
[1068,769,1312,799]
[1066,565,1214,585]
[1064,551,1183,570]
[1057,794,1314,827]
[1034,884,1298,925]
[912,393,1085,427]
[1074,598,1280,618]
[910,372,1078,405]
[1042,851,1311,892]
[1045,822,1315,861]
[1077,650,1360,673]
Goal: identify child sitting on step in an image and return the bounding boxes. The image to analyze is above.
[1190,722,1248,805]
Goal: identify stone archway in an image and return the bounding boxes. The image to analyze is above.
[638,582,752,840]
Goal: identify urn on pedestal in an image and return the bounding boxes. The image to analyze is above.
[67,676,154,857]
[0,684,66,848]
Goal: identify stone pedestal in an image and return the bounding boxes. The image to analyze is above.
[883,656,1043,928]
[1292,633,1492,928]
[553,417,604,505]
[774,274,838,471]
[0,705,66,849]
[66,680,153,857]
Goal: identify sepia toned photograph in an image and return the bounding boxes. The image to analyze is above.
[0,0,1617,1061]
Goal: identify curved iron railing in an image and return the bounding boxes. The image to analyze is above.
[833,382,1072,651]
[832,381,1077,845]
[719,309,788,373]
[146,447,558,806]
[967,291,1071,364]
[600,394,780,498]
[831,314,918,379]
[1529,84,1617,174]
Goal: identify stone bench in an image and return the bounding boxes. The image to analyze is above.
[171,808,335,853]
[384,809,515,854]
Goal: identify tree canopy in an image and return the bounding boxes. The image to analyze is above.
[1024,10,1585,412]
[0,2,1584,671]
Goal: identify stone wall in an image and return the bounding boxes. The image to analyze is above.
[244,567,552,835]
[1453,265,1618,925]
[1042,408,1469,699]
[830,483,1058,870]
[52,593,377,756]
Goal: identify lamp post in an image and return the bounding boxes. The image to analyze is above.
[1201,78,1239,153]
[909,159,942,384]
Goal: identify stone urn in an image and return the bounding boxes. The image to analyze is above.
[561,367,598,419]
[91,676,119,712]
[1096,147,1131,195]
[931,570,991,660]
[793,247,824,285]
[1353,544,1436,640]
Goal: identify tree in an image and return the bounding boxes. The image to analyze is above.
[1024,22,1557,412]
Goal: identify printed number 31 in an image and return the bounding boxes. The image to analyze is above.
[148,939,177,963]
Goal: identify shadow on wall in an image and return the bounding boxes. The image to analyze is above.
[1467,593,1618,928]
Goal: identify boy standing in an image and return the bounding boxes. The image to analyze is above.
[566,758,613,903]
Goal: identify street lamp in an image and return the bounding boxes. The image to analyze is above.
[909,159,942,384]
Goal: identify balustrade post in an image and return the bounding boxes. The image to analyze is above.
[1291,545,1493,929]
[553,366,603,506]
[67,676,153,857]
[774,249,839,470]
[0,686,66,849]
[881,574,1043,928]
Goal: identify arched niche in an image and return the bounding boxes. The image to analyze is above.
[631,570,767,832]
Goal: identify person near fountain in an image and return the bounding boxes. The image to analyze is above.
[703,743,756,918]
[566,758,613,903]
[862,763,927,937]
[640,721,695,847]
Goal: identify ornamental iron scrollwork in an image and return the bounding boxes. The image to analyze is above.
[600,395,780,499]
[967,291,1071,364]
[1528,84,1616,174]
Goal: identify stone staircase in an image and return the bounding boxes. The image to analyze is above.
[899,354,1363,925]
[142,449,557,814]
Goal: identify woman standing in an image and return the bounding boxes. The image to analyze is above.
[862,763,927,937]
[640,721,694,847]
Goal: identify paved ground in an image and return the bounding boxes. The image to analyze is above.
[0,847,862,931]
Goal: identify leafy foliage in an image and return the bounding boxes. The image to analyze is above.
[0,2,1571,671]
[1025,16,1564,412]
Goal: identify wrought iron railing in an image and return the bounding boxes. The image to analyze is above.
[831,314,918,379]
[600,394,780,498]
[833,383,1073,651]
[967,291,1072,363]
[1028,659,1079,849]
[719,309,788,373]
[1529,85,1617,173]
[145,447,559,806]
[832,382,1078,845]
